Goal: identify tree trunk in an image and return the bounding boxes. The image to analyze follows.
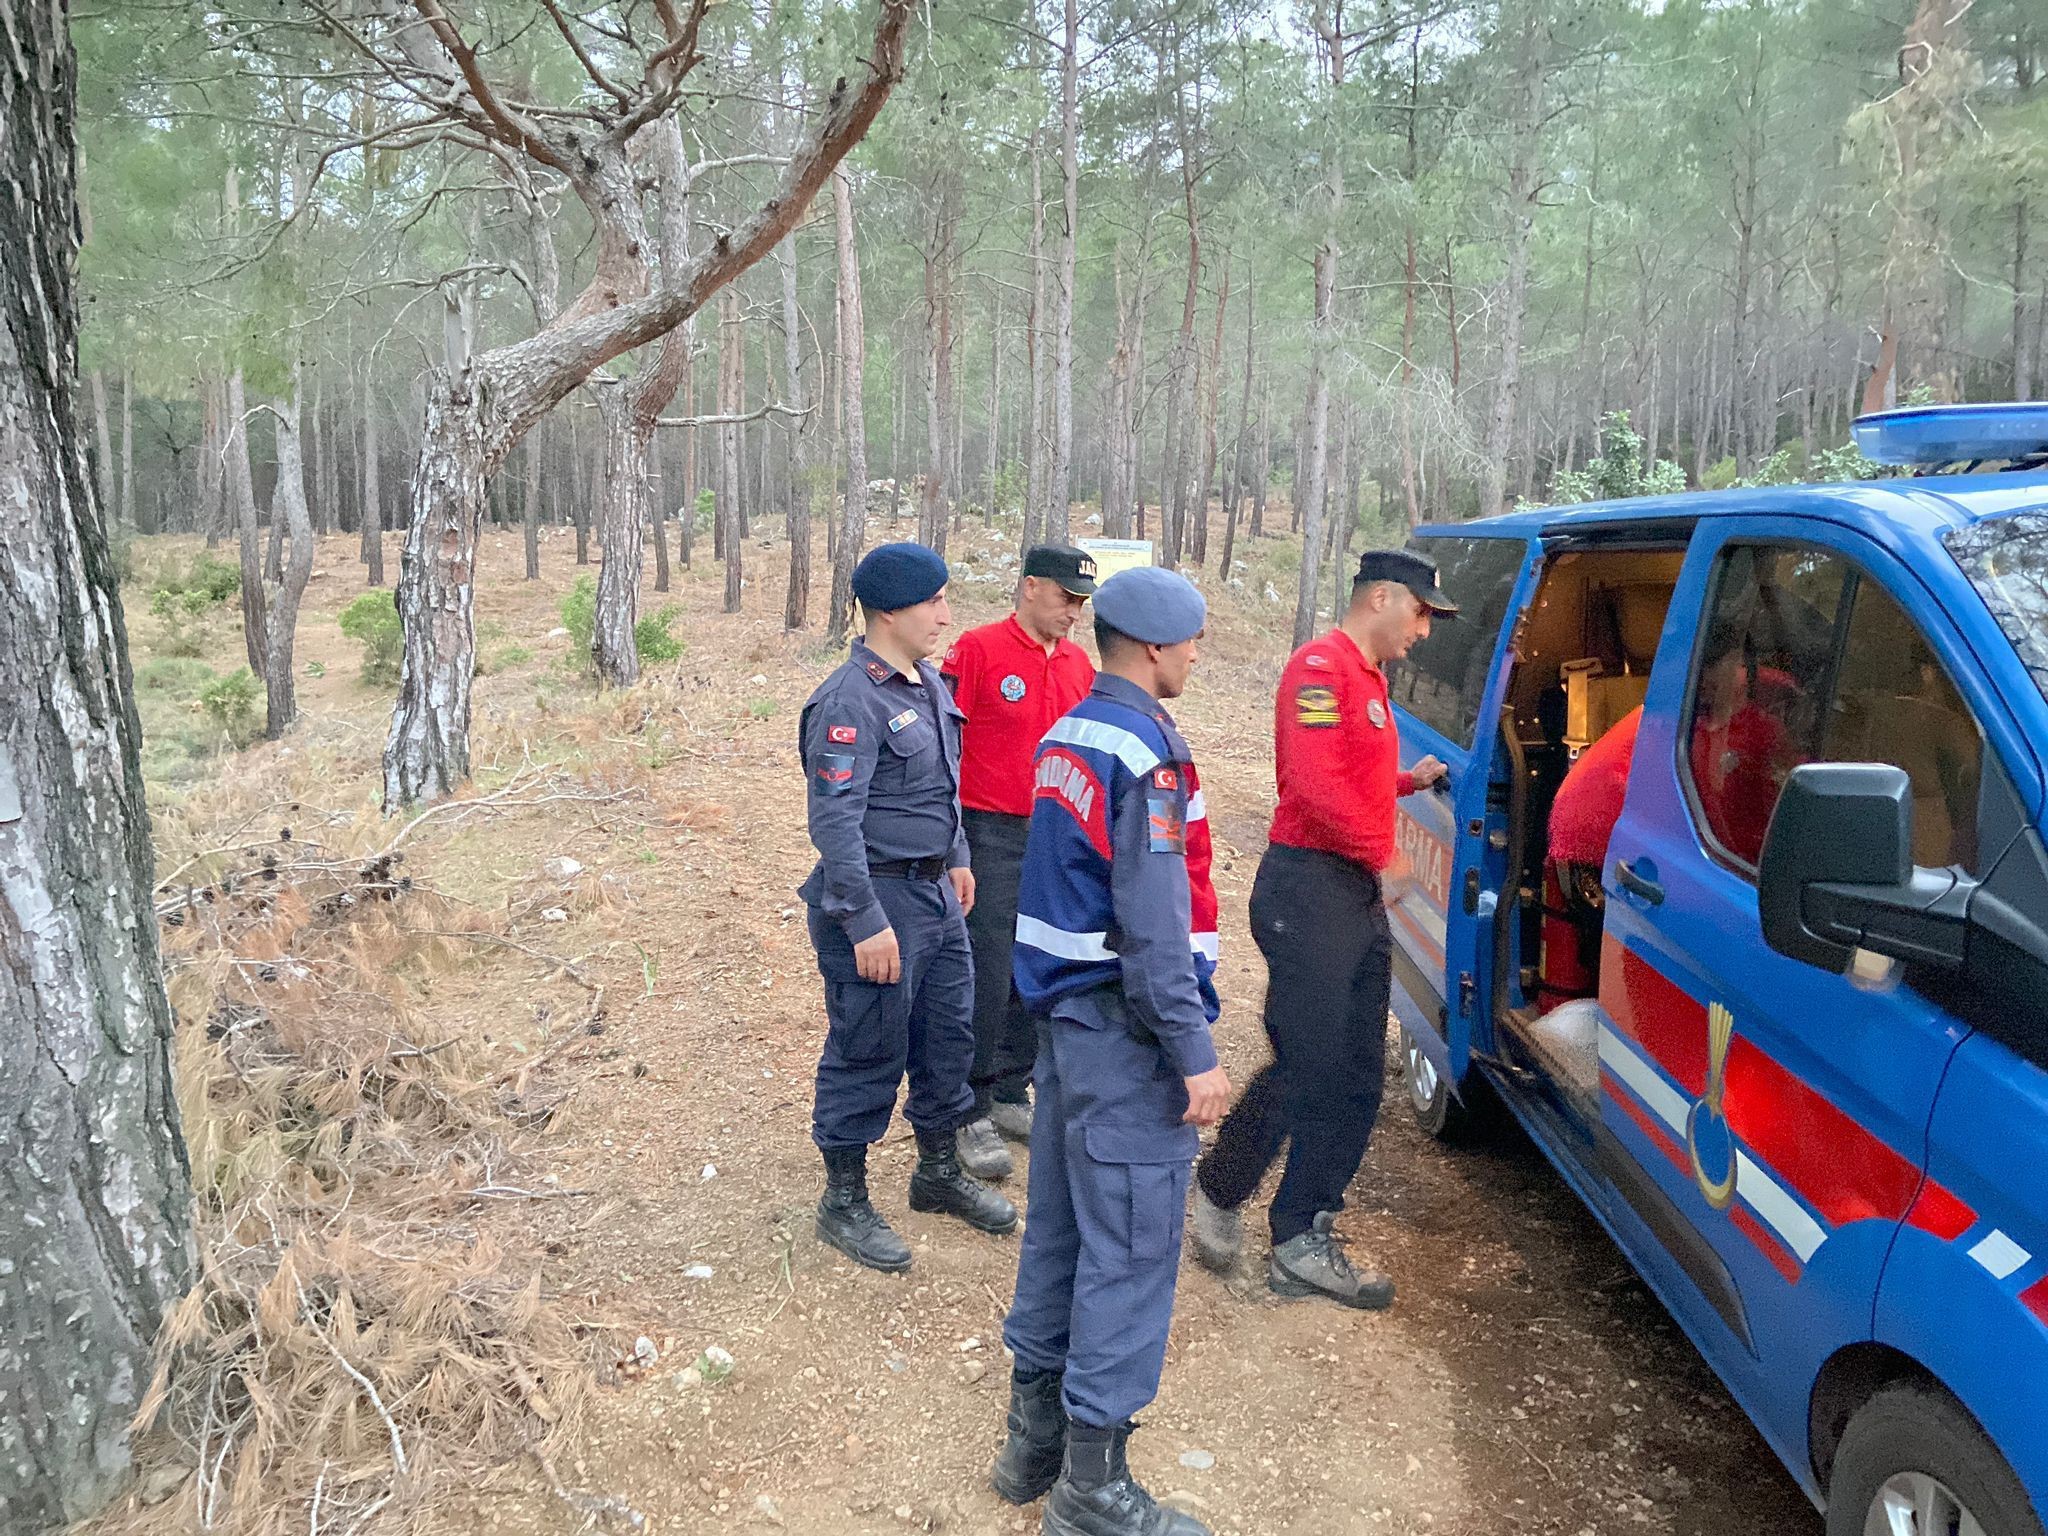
[592,383,646,686]
[985,292,1002,518]
[89,368,113,510]
[382,376,488,806]
[361,364,383,583]
[1023,129,1047,551]
[720,286,744,614]
[779,230,812,630]
[920,184,953,555]
[0,15,195,1522]
[1194,250,1229,569]
[1252,375,1270,540]
[1481,6,1546,519]
[1047,0,1078,544]
[264,368,314,738]
[1104,248,1141,541]
[1293,16,1344,649]
[523,427,542,579]
[2016,197,2033,401]
[226,368,267,673]
[1222,268,1255,579]
[828,168,869,645]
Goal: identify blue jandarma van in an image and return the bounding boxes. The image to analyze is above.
[1385,403,2048,1535]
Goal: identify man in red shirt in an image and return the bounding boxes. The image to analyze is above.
[1192,549,1453,1308]
[1541,705,1643,1006]
[940,545,1098,1178]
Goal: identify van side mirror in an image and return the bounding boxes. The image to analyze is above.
[1756,763,1971,973]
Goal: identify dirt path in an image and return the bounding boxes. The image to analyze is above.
[125,527,1822,1536]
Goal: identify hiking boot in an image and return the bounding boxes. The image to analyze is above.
[990,1367,1066,1504]
[909,1128,1019,1234]
[815,1145,912,1273]
[1267,1211,1394,1310]
[1188,1185,1241,1275]
[1042,1419,1210,1536]
[957,1117,1014,1181]
[989,1096,1036,1143]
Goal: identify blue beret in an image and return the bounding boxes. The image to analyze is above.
[1091,566,1206,645]
[852,541,949,611]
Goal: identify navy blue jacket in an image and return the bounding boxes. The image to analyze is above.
[1012,675,1220,1078]
[798,638,971,942]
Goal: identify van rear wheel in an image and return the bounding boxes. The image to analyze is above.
[1399,1023,1475,1143]
[1825,1384,2043,1536]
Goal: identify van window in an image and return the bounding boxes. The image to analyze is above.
[1683,543,1985,873]
[1386,535,1525,750]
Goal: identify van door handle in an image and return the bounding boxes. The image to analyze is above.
[1614,858,1664,906]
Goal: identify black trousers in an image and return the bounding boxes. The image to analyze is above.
[1195,843,1392,1246]
[963,808,1037,1114]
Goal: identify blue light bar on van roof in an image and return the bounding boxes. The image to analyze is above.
[1851,402,2048,466]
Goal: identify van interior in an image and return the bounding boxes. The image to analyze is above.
[1491,547,1686,1117]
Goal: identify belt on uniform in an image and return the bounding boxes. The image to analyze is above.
[869,856,949,881]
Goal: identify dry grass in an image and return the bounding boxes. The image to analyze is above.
[92,768,651,1536]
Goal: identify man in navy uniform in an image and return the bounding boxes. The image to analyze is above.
[990,566,1230,1536]
[798,542,1017,1273]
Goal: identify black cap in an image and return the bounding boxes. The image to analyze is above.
[1355,549,1457,614]
[1022,543,1098,596]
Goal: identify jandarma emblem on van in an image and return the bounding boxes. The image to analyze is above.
[1686,1002,1739,1211]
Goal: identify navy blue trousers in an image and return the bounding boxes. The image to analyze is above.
[1003,988,1197,1427]
[1196,843,1391,1244]
[962,809,1037,1113]
[808,874,976,1150]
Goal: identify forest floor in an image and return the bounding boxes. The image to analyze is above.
[108,515,1821,1536]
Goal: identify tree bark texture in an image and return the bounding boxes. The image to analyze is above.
[593,383,647,687]
[264,373,315,738]
[920,176,955,556]
[381,2,913,805]
[523,429,542,579]
[226,368,267,674]
[719,286,744,614]
[1292,15,1343,649]
[1022,129,1046,552]
[361,368,383,584]
[779,231,811,630]
[1047,0,1078,544]
[828,168,869,646]
[1480,9,1546,517]
[0,10,195,1524]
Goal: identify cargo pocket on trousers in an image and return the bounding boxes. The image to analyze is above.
[824,979,897,1068]
[1083,1122,1196,1262]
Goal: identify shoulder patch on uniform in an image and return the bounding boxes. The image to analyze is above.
[815,752,856,794]
[887,708,919,733]
[1295,684,1340,728]
[1303,650,1331,669]
[827,724,858,745]
[1152,766,1179,791]
[864,658,892,683]
[1147,796,1187,854]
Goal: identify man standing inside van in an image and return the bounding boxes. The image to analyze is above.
[1190,549,1455,1307]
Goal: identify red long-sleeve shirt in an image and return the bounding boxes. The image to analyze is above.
[941,615,1096,817]
[1268,628,1416,873]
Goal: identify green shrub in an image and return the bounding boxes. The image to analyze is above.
[148,585,213,658]
[1809,441,1888,483]
[1700,455,1741,491]
[186,552,242,602]
[561,575,598,657]
[562,575,684,671]
[199,667,261,746]
[338,589,403,685]
[692,487,715,533]
[637,605,684,664]
[491,644,534,671]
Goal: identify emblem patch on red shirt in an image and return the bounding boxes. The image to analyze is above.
[1304,651,1330,668]
[1366,699,1388,729]
[1152,766,1179,791]
[1000,673,1027,702]
[827,724,858,744]
[1295,685,1340,727]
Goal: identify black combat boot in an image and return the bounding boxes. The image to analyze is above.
[990,1367,1066,1504]
[816,1145,912,1273]
[908,1127,1019,1233]
[1042,1420,1210,1536]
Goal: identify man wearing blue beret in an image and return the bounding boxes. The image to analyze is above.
[989,565,1229,1536]
[797,542,1017,1272]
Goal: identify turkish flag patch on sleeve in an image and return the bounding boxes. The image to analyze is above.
[827,724,858,744]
